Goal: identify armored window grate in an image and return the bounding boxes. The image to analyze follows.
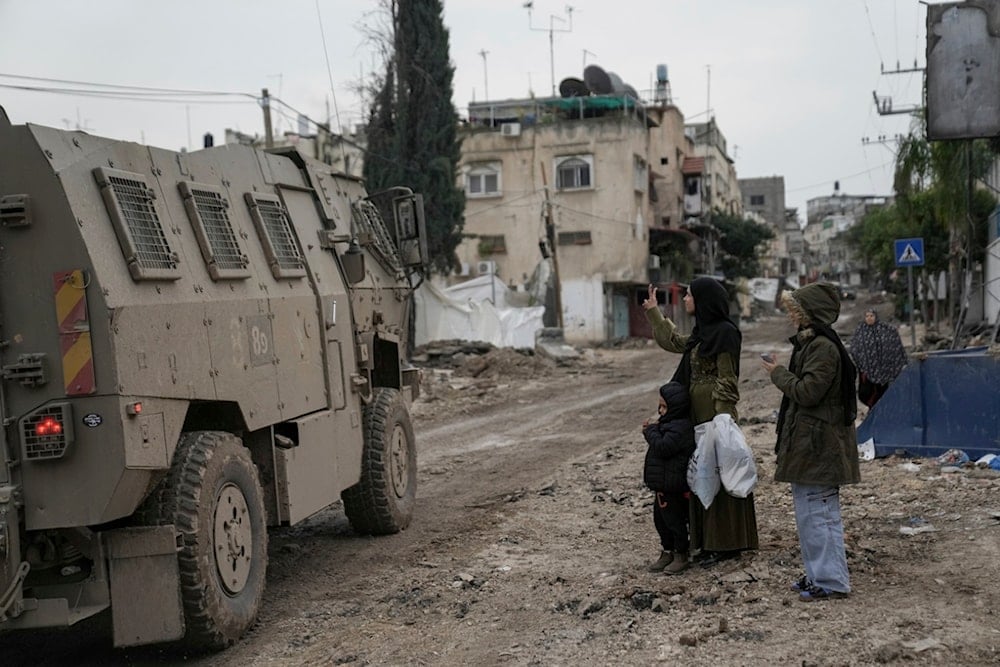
[352,200,402,271]
[94,167,179,281]
[245,193,305,279]
[179,182,250,280]
[22,404,73,461]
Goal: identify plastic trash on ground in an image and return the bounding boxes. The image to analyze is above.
[935,448,969,466]
[858,438,875,461]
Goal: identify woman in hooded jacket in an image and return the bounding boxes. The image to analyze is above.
[762,283,861,602]
[642,277,759,565]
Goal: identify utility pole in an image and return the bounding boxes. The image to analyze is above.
[539,161,564,328]
[872,62,924,117]
[479,49,490,101]
[525,3,575,96]
[261,88,274,148]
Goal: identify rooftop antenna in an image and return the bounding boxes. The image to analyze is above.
[479,49,490,101]
[524,2,575,96]
[706,64,712,120]
[582,49,597,69]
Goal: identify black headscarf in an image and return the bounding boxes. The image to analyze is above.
[850,309,908,385]
[670,277,742,387]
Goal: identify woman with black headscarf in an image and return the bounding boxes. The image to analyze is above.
[642,278,759,567]
[850,308,908,407]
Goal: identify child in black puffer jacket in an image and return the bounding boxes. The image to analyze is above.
[642,381,696,575]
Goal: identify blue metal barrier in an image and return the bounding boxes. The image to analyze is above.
[857,347,1000,460]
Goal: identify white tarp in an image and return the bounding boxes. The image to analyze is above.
[414,276,545,349]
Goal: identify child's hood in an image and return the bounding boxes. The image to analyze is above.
[658,381,691,421]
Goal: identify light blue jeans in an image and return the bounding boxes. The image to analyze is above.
[790,483,851,593]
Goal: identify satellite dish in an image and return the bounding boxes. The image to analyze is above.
[583,65,612,94]
[606,71,626,95]
[623,84,639,100]
[559,77,589,98]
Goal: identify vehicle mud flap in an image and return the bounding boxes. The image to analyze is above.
[104,526,185,647]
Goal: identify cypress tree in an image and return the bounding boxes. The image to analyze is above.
[364,0,464,274]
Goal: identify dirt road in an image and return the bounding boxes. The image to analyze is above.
[5,300,1000,666]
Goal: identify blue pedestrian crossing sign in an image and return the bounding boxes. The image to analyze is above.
[894,237,925,267]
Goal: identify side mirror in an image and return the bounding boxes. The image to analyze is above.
[393,194,428,268]
[341,238,365,284]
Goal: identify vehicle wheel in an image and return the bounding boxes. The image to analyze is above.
[140,431,268,651]
[341,388,417,535]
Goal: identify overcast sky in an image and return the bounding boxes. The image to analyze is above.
[0,0,926,221]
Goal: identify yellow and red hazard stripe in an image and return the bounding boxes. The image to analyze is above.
[53,269,95,395]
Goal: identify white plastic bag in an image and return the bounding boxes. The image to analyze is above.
[713,413,757,498]
[687,420,721,509]
[858,437,875,462]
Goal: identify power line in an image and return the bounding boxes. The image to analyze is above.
[0,82,256,105]
[785,161,895,194]
[0,72,251,96]
[861,0,885,68]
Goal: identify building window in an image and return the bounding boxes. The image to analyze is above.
[750,194,765,206]
[557,230,592,245]
[633,155,647,193]
[477,234,507,255]
[466,161,502,198]
[554,155,593,190]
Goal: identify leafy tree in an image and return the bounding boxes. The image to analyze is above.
[711,212,775,279]
[362,0,465,274]
[850,127,997,328]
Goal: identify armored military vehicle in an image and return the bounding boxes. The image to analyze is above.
[0,106,426,649]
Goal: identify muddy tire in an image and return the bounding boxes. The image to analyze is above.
[342,388,417,535]
[140,431,268,651]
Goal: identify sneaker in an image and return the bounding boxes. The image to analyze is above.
[646,550,674,572]
[798,585,849,602]
[663,552,689,575]
[790,575,812,592]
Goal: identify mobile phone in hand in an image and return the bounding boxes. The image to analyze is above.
[760,353,775,363]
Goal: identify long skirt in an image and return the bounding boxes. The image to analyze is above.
[689,490,759,554]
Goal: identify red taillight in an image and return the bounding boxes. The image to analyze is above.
[35,417,63,436]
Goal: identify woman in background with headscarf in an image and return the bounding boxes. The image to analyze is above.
[642,278,759,567]
[850,308,908,407]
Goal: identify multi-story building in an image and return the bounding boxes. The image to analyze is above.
[458,92,665,342]
[681,119,742,275]
[740,176,785,276]
[802,186,890,284]
[684,119,743,217]
[456,65,751,342]
[738,176,806,279]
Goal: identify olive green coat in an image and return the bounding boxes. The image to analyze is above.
[770,287,861,487]
[645,308,739,424]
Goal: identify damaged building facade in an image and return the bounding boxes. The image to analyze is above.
[456,65,729,343]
